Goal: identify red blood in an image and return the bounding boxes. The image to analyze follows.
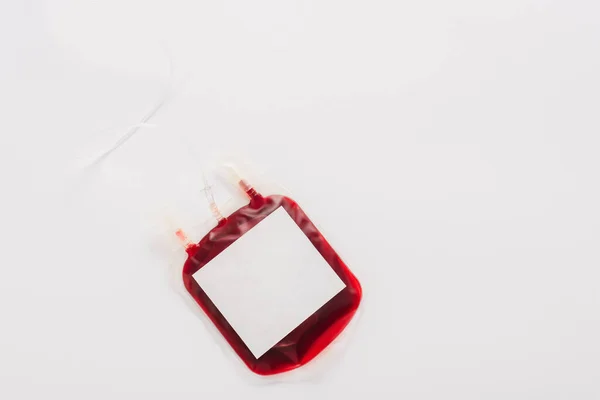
[182,192,362,375]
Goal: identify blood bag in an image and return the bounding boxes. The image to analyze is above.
[180,173,362,375]
[76,80,362,376]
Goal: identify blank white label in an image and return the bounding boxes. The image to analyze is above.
[193,207,346,358]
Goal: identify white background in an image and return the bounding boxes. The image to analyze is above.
[1,0,599,399]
